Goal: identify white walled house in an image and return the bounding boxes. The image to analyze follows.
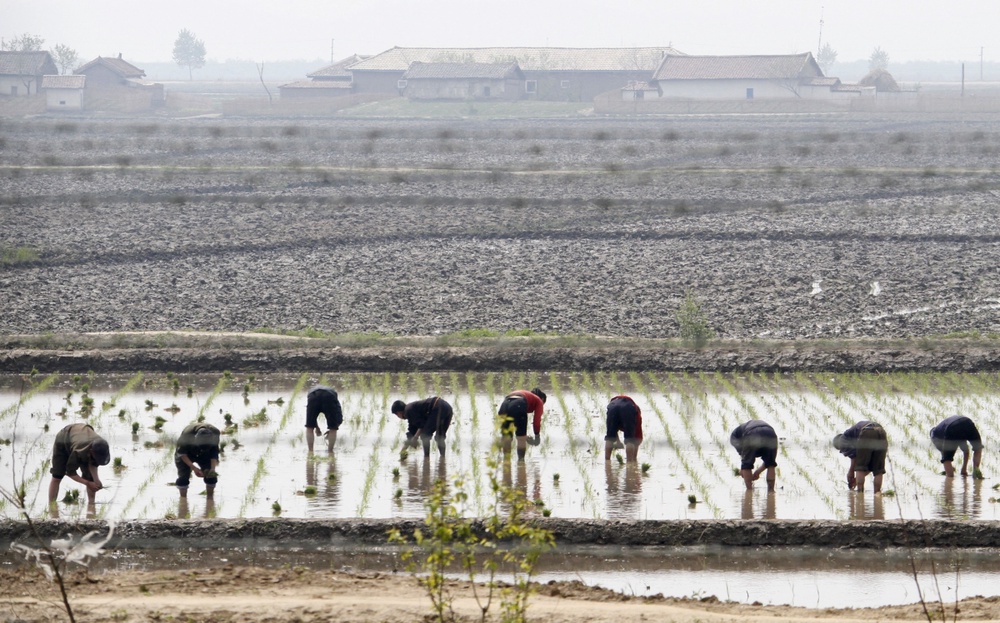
[42,74,86,110]
[0,51,58,96]
[644,53,869,100]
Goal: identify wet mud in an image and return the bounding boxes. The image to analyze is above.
[4,517,1000,549]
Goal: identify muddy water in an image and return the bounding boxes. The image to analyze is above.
[6,544,998,609]
[2,372,998,522]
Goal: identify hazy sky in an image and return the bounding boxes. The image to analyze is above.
[5,0,997,65]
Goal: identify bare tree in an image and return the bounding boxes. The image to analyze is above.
[51,44,79,75]
[817,43,838,74]
[869,46,890,72]
[2,33,45,51]
[256,62,272,105]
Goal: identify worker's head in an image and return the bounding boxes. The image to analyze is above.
[531,388,547,403]
[832,434,845,451]
[91,439,111,466]
[391,400,406,419]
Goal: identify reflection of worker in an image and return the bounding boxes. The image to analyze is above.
[930,415,984,478]
[847,489,885,520]
[730,420,778,491]
[305,385,343,454]
[48,423,110,507]
[175,422,221,498]
[497,388,546,461]
[605,395,643,463]
[392,397,454,457]
[833,421,888,493]
[741,490,777,520]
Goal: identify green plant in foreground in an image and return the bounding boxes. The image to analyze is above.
[687,494,698,505]
[303,486,317,496]
[271,501,282,515]
[390,453,555,623]
[62,489,80,504]
[641,463,651,474]
[614,452,624,465]
[131,422,140,435]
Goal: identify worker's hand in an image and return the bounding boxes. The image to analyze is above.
[193,467,205,478]
[407,437,420,449]
[611,439,625,450]
[87,480,103,492]
[527,435,541,447]
[847,473,857,490]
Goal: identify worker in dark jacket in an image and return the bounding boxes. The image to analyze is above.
[497,388,547,461]
[605,395,643,463]
[48,423,110,507]
[392,397,454,457]
[730,419,778,491]
[305,384,343,453]
[175,422,221,498]
[833,421,888,493]
[931,415,984,478]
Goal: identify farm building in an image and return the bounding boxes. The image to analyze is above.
[279,54,367,100]
[399,61,524,100]
[640,52,861,100]
[0,50,58,96]
[645,52,868,100]
[346,46,681,101]
[74,55,165,110]
[41,74,86,110]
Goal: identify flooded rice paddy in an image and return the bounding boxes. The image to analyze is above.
[3,370,998,523]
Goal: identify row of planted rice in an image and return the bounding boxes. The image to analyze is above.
[2,370,997,522]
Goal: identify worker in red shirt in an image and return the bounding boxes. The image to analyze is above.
[497,388,547,461]
[605,395,643,463]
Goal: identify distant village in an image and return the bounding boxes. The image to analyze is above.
[0,44,920,114]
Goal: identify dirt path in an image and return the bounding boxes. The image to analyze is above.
[4,566,1000,623]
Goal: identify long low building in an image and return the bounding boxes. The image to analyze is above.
[331,46,681,101]
[630,52,871,101]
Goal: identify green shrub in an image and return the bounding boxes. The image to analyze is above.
[676,291,715,349]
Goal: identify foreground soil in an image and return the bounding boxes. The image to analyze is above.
[4,564,1000,623]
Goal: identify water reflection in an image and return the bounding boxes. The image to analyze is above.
[847,491,885,520]
[741,490,776,519]
[405,455,448,497]
[177,495,216,519]
[936,477,983,519]
[500,459,543,513]
[604,462,642,519]
[306,454,340,512]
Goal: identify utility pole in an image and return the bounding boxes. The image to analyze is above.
[817,6,824,56]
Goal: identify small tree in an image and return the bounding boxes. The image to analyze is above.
[817,43,838,74]
[172,29,206,80]
[2,33,45,51]
[676,291,715,349]
[869,46,890,72]
[51,44,79,75]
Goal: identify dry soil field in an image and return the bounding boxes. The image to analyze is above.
[2,113,1000,342]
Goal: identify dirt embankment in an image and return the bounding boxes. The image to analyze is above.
[4,517,1000,549]
[2,340,1000,374]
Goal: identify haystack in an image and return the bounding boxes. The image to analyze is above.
[859,69,900,92]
